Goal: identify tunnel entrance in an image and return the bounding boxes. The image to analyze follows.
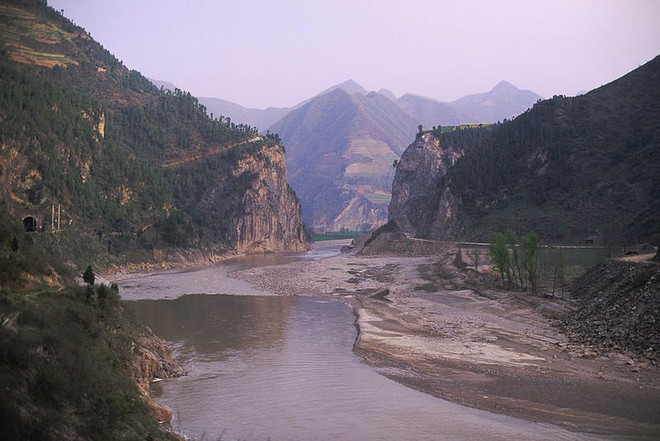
[23,216,37,232]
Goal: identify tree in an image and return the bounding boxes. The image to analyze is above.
[97,284,108,308]
[82,264,95,285]
[470,242,480,269]
[520,232,539,294]
[489,231,540,293]
[489,233,510,284]
[505,231,523,287]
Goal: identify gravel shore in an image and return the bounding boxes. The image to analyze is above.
[233,243,660,439]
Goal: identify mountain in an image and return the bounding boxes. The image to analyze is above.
[389,57,660,244]
[149,78,290,130]
[315,79,369,97]
[396,82,542,128]
[197,80,370,131]
[197,80,540,133]
[0,0,306,284]
[449,80,543,123]
[265,79,540,232]
[148,77,177,91]
[197,96,290,132]
[270,88,418,232]
[377,88,397,100]
[397,93,473,127]
[146,75,541,235]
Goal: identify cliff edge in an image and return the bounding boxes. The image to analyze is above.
[388,132,462,239]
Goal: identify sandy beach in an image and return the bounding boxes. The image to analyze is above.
[232,242,660,439]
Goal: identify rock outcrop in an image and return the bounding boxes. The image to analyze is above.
[198,142,308,253]
[130,331,187,423]
[349,219,449,256]
[388,132,462,239]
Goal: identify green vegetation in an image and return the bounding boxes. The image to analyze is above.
[311,230,363,241]
[1,205,175,439]
[82,264,95,285]
[0,286,177,441]
[489,231,539,293]
[436,57,660,244]
[413,282,439,293]
[0,0,285,267]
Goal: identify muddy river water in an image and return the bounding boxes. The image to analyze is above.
[120,246,593,440]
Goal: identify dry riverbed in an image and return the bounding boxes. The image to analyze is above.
[233,245,660,439]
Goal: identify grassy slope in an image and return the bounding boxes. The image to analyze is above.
[0,286,178,441]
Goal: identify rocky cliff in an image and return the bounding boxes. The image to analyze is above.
[388,132,462,239]
[130,330,187,423]
[198,142,307,253]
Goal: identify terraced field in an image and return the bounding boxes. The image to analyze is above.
[344,138,399,179]
[0,4,78,68]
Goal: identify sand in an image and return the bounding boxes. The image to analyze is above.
[232,245,660,439]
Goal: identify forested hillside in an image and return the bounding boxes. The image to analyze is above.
[0,0,305,287]
[390,56,660,244]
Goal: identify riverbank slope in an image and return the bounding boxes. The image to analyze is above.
[0,285,185,441]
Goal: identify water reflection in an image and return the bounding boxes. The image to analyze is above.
[128,295,293,358]
[129,294,586,441]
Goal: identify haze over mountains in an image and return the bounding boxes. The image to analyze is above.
[190,79,543,132]
[271,88,418,231]
[177,79,541,232]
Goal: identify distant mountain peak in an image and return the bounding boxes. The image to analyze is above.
[492,80,517,91]
[377,88,397,101]
[317,79,368,97]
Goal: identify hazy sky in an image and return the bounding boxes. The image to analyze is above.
[48,0,660,109]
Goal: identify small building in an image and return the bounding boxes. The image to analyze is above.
[584,235,602,246]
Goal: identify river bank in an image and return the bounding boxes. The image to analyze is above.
[232,243,660,439]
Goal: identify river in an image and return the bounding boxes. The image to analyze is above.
[120,245,591,441]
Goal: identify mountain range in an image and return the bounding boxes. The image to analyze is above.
[185,80,541,232]
[194,79,543,132]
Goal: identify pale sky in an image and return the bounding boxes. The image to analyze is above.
[48,0,660,109]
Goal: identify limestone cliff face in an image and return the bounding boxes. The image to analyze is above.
[388,132,462,240]
[199,142,308,253]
